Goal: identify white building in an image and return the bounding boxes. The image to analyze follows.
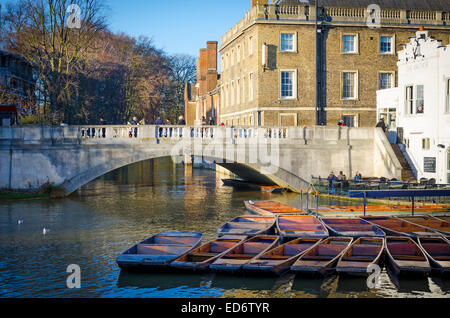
[377,30,450,184]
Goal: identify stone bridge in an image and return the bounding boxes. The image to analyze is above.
[0,125,402,195]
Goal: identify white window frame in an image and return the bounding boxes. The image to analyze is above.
[341,71,359,100]
[379,35,395,54]
[279,32,297,53]
[231,80,235,105]
[341,34,359,54]
[236,78,241,105]
[249,36,254,56]
[279,69,298,100]
[379,71,395,90]
[405,84,425,115]
[422,138,430,150]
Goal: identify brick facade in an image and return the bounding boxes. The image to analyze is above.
[218,1,450,127]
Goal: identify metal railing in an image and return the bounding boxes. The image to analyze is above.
[311,176,450,203]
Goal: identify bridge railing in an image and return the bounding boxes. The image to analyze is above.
[74,125,291,141]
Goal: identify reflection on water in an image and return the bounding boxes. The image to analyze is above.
[0,157,449,298]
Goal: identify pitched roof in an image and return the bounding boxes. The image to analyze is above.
[275,0,450,11]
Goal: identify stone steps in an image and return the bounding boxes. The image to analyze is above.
[391,144,416,182]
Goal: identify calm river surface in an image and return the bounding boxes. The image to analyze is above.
[1,158,449,298]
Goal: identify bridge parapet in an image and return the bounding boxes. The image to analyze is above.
[0,125,374,146]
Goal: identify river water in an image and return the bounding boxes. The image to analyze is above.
[0,158,449,298]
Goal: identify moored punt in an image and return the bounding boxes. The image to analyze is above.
[397,216,450,236]
[244,200,305,216]
[210,235,280,273]
[336,237,385,276]
[430,215,450,223]
[290,237,353,276]
[361,216,439,238]
[418,237,450,276]
[116,232,202,271]
[242,238,322,276]
[316,205,450,214]
[321,217,386,238]
[277,215,329,239]
[385,237,431,276]
[217,215,276,237]
[170,236,245,272]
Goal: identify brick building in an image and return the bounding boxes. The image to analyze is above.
[184,41,220,125]
[0,50,35,125]
[218,0,450,127]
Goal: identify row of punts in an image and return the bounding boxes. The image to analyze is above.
[116,201,450,278]
[116,232,450,277]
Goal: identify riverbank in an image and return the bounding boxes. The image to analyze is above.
[0,186,66,201]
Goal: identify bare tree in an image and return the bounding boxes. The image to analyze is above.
[2,0,105,123]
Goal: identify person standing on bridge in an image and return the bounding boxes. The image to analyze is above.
[99,117,107,138]
[177,116,186,125]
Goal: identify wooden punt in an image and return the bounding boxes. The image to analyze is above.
[316,205,450,213]
[321,217,386,238]
[242,238,322,276]
[361,216,439,238]
[210,235,280,273]
[116,232,202,270]
[290,237,353,276]
[277,215,329,239]
[336,237,385,276]
[397,216,450,236]
[170,235,245,272]
[244,200,305,216]
[385,237,431,276]
[418,237,450,275]
[217,215,276,237]
[430,215,450,223]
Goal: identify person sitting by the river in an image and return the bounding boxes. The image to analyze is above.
[354,171,362,181]
[327,172,338,193]
[337,171,347,181]
[376,118,387,133]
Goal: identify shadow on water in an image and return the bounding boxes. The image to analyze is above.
[386,267,431,293]
[211,273,279,292]
[291,274,338,298]
[117,270,215,290]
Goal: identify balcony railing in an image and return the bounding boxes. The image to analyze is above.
[220,4,449,49]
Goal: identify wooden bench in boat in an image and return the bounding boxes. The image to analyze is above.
[421,243,450,255]
[352,245,381,256]
[341,256,376,262]
[188,252,217,258]
[260,255,290,260]
[210,242,236,253]
[392,255,426,261]
[223,254,256,259]
[301,255,335,261]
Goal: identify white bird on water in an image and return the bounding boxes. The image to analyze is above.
[43,228,50,235]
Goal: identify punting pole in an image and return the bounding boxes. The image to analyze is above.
[300,187,303,211]
[316,191,319,217]
[306,189,309,212]
[363,192,367,217]
[411,195,415,216]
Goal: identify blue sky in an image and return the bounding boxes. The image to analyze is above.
[106,0,250,57]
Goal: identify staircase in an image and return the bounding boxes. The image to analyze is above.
[391,144,416,182]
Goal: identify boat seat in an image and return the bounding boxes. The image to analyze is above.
[393,255,426,261]
[433,256,450,261]
[318,245,346,256]
[260,255,290,260]
[190,252,217,258]
[223,254,255,259]
[388,243,419,255]
[342,256,375,262]
[301,256,332,260]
